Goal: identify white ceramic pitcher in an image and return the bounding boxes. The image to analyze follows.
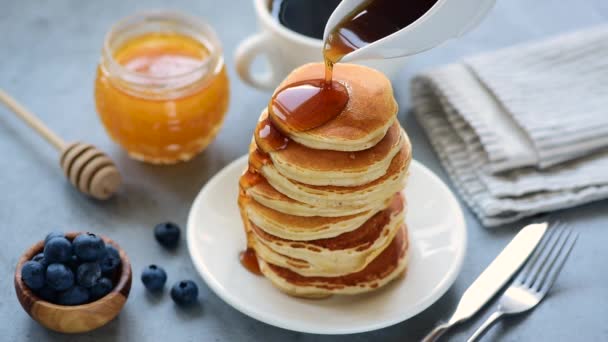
[326,0,496,63]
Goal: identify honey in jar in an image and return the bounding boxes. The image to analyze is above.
[95,12,229,164]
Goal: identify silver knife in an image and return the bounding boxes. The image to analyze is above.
[421,222,548,342]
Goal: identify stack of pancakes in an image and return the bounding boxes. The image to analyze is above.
[238,63,413,298]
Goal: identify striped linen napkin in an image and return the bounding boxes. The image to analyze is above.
[411,25,608,227]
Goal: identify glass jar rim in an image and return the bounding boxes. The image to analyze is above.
[102,10,224,85]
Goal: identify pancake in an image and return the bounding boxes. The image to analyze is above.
[244,177,395,217]
[267,120,404,187]
[273,63,398,152]
[259,225,409,298]
[261,134,412,208]
[243,197,380,241]
[249,194,405,277]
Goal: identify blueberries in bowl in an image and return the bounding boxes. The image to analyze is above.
[141,265,167,291]
[46,264,75,291]
[154,222,181,249]
[90,277,113,300]
[57,285,90,305]
[20,231,122,306]
[35,285,57,302]
[67,254,80,272]
[43,237,72,263]
[45,231,65,244]
[21,261,45,290]
[32,253,48,267]
[73,233,106,261]
[170,280,198,306]
[100,246,121,273]
[77,262,102,288]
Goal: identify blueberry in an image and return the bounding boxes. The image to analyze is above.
[73,233,106,261]
[90,277,113,300]
[43,237,72,263]
[31,253,48,268]
[35,286,57,302]
[57,286,90,305]
[154,222,181,249]
[67,255,80,272]
[170,280,198,306]
[21,261,45,290]
[141,265,167,291]
[44,231,65,244]
[100,245,121,273]
[46,263,74,291]
[76,262,101,288]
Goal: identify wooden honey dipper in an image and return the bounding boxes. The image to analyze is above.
[0,89,121,200]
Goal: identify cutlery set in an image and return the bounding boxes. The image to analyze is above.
[422,222,577,341]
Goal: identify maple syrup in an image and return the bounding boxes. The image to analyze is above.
[239,248,262,275]
[255,116,289,153]
[239,170,265,190]
[242,116,290,189]
[249,148,271,171]
[269,79,349,133]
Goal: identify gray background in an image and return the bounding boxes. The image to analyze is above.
[1,0,607,341]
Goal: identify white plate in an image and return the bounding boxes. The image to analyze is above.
[187,155,466,335]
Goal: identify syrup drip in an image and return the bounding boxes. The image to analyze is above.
[324,60,334,84]
[239,170,264,190]
[248,148,271,171]
[240,116,289,190]
[254,117,289,153]
[239,248,262,275]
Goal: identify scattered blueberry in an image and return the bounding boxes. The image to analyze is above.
[170,280,198,306]
[43,237,72,263]
[73,233,106,261]
[77,262,101,288]
[100,245,121,273]
[57,286,90,305]
[21,261,45,289]
[46,263,74,291]
[154,222,181,249]
[90,277,113,300]
[35,286,57,302]
[141,265,167,291]
[32,253,48,268]
[45,231,65,244]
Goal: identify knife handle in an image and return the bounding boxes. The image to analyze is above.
[421,322,453,342]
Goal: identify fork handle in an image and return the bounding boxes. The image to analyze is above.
[467,311,505,342]
[421,322,453,342]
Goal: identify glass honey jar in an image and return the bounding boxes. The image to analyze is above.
[95,11,230,164]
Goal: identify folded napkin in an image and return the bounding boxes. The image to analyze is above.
[412,25,608,227]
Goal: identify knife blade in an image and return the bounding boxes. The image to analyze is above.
[422,222,548,342]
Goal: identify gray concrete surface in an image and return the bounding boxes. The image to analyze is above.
[1,0,607,341]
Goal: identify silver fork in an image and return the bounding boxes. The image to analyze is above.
[467,223,578,342]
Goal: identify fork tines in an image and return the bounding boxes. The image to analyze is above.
[514,222,578,294]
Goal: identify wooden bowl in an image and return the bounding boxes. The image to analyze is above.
[14,232,132,333]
